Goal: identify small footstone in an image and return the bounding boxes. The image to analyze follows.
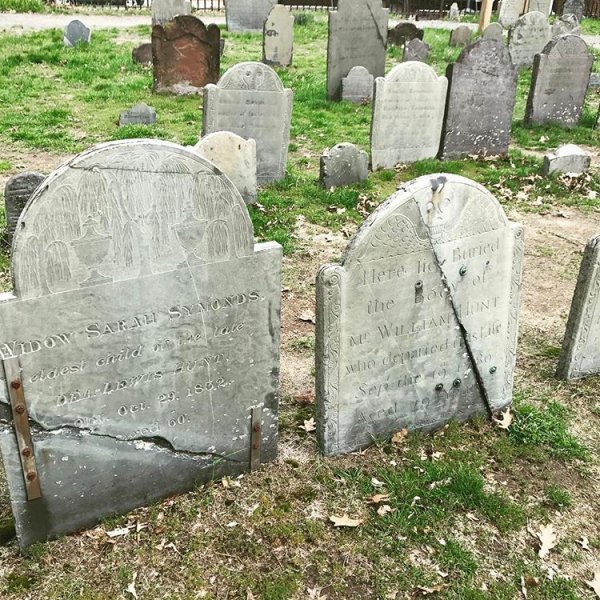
[449,25,472,47]
[4,172,45,248]
[63,20,91,47]
[341,66,374,103]
[542,144,591,176]
[402,38,430,62]
[508,12,550,69]
[132,43,152,66]
[320,143,368,189]
[482,23,504,41]
[119,103,157,126]
[591,73,600,90]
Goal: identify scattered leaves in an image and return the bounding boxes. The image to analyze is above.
[411,584,444,597]
[536,524,558,559]
[377,504,393,517]
[391,428,408,445]
[367,494,391,504]
[329,514,363,528]
[299,417,316,432]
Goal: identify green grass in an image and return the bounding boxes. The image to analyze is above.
[0,0,43,11]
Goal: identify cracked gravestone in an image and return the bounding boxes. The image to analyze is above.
[439,40,517,159]
[4,172,45,250]
[151,0,191,25]
[388,22,423,47]
[499,0,523,27]
[226,0,276,32]
[152,15,220,95]
[482,23,504,41]
[326,0,388,100]
[403,38,430,63]
[0,139,282,548]
[342,66,374,103]
[508,12,550,69]
[202,62,293,184]
[315,174,524,456]
[370,62,447,169]
[525,35,594,128]
[63,20,91,47]
[263,4,294,67]
[119,103,157,126]
[320,143,368,189]
[449,25,472,47]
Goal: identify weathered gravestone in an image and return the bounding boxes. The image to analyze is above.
[508,12,550,69]
[119,103,157,126]
[203,62,293,183]
[63,20,91,47]
[320,143,369,189]
[263,4,294,67]
[326,0,388,100]
[482,22,504,41]
[448,2,460,19]
[132,43,152,66]
[152,16,220,94]
[528,0,552,16]
[562,0,585,20]
[315,174,524,456]
[439,40,517,159]
[403,38,430,63]
[551,14,580,37]
[542,144,591,175]
[152,0,191,26]
[371,62,447,169]
[499,0,523,27]
[342,66,374,103]
[0,139,282,548]
[525,35,594,128]
[194,132,257,204]
[4,172,45,249]
[226,0,276,33]
[591,73,600,90]
[557,235,600,380]
[449,25,472,47]
[388,22,423,47]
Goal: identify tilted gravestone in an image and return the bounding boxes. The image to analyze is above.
[525,35,594,128]
[482,22,504,41]
[152,16,220,95]
[439,40,517,159]
[203,62,293,184]
[320,143,369,189]
[263,4,294,67]
[63,20,91,47]
[528,0,552,15]
[151,0,191,25]
[132,43,152,66]
[562,0,584,20]
[4,172,45,249]
[508,12,550,69]
[371,62,447,169]
[118,103,157,126]
[194,132,257,204]
[558,235,600,380]
[499,0,523,27]
[551,14,580,37]
[226,0,276,32]
[342,66,374,103]
[542,144,591,175]
[316,174,524,456]
[449,25,472,47]
[0,139,282,548]
[326,0,388,100]
[403,38,430,63]
[388,22,424,46]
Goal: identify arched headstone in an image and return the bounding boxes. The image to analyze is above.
[263,4,294,67]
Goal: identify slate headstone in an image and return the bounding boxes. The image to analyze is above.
[63,20,91,47]
[542,144,591,175]
[119,103,157,126]
[315,174,524,456]
[151,0,191,25]
[439,40,517,159]
[448,2,460,19]
[326,0,388,101]
[341,66,374,103]
[403,38,430,63]
[371,62,447,169]
[388,22,424,47]
[551,14,580,37]
[203,62,293,184]
[263,4,294,67]
[525,35,594,128]
[4,172,45,249]
[194,132,257,204]
[132,43,153,66]
[226,0,276,32]
[152,16,220,95]
[482,22,504,41]
[562,0,584,20]
[557,234,600,379]
[499,0,523,27]
[508,12,550,69]
[528,0,551,15]
[0,139,282,548]
[320,143,369,189]
[449,25,472,47]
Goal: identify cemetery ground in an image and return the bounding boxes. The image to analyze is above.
[0,15,599,600]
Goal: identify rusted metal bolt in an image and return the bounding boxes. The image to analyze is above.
[15,404,25,415]
[489,366,497,374]
[11,380,21,390]
[26,471,36,482]
[435,383,444,391]
[21,447,31,458]
[453,378,461,388]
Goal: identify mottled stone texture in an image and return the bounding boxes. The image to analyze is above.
[388,22,423,46]
[132,43,152,66]
[482,22,504,41]
[63,19,91,47]
[263,5,294,67]
[508,12,550,69]
[226,0,276,32]
[448,2,460,19]
[499,0,523,27]
[551,14,580,37]
[528,0,551,15]
[320,143,368,188]
[152,16,220,95]
[0,140,282,548]
[542,144,591,175]
[449,25,472,47]
[203,62,293,183]
[326,0,388,100]
[342,66,374,103]
[439,40,517,159]
[119,103,157,126]
[557,235,600,379]
[403,38,430,62]
[562,0,584,20]
[152,0,191,25]
[525,35,594,128]
[316,174,524,456]
[4,172,45,248]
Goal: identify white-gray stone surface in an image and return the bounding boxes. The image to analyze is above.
[316,174,524,456]
[203,62,293,184]
[542,144,591,175]
[63,19,91,47]
[4,172,45,249]
[508,12,550,69]
[562,0,584,20]
[370,62,447,168]
[482,22,504,41]
[499,0,523,27]
[448,2,460,19]
[528,0,552,16]
[341,66,374,103]
[320,143,369,189]
[449,25,472,47]
[118,102,157,126]
[551,14,580,37]
[226,0,276,32]
[151,0,191,25]
[262,4,294,67]
[403,38,430,62]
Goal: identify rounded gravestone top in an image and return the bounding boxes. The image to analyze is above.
[217,61,285,91]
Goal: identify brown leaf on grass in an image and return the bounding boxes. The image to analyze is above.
[299,417,316,432]
[587,572,600,598]
[493,408,513,430]
[537,524,557,559]
[411,584,444,597]
[298,311,316,324]
[576,536,591,551]
[391,428,409,445]
[377,504,393,517]
[367,494,391,504]
[329,514,363,528]
[294,390,315,405]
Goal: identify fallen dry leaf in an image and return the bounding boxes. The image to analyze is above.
[106,526,132,538]
[411,584,444,597]
[587,571,600,598]
[126,572,138,599]
[371,477,385,488]
[298,311,316,324]
[576,536,591,551]
[391,428,408,445]
[377,504,393,517]
[537,524,558,559]
[329,514,363,528]
[494,408,513,430]
[367,494,391,504]
[299,417,316,432]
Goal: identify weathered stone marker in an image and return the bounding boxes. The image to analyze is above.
[341,66,374,103]
[132,43,153,66]
[525,35,594,128]
[0,139,281,548]
[449,25,472,47]
[551,14,580,37]
[316,174,524,456]
[194,132,257,204]
[119,103,157,126]
[403,38,430,63]
[508,12,550,69]
[326,0,388,101]
[449,2,460,19]
[542,144,591,175]
[499,0,523,27]
[482,22,504,41]
[4,172,45,249]
[203,62,293,183]
[226,0,276,33]
[152,0,191,25]
[63,20,91,47]
[439,40,517,159]
[562,0,584,20]
[528,0,552,16]
[371,62,447,169]
[152,16,220,95]
[388,22,423,46]
[263,4,294,67]
[320,143,369,189]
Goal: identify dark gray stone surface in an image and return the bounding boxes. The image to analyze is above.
[449,25,472,47]
[118,102,157,126]
[439,39,517,159]
[320,143,368,188]
[525,35,594,128]
[562,0,584,20]
[4,172,45,249]
[326,0,388,101]
[341,66,374,103]
[226,0,276,32]
[388,22,423,46]
[63,19,91,47]
[508,12,550,69]
[132,43,152,66]
[402,38,430,62]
